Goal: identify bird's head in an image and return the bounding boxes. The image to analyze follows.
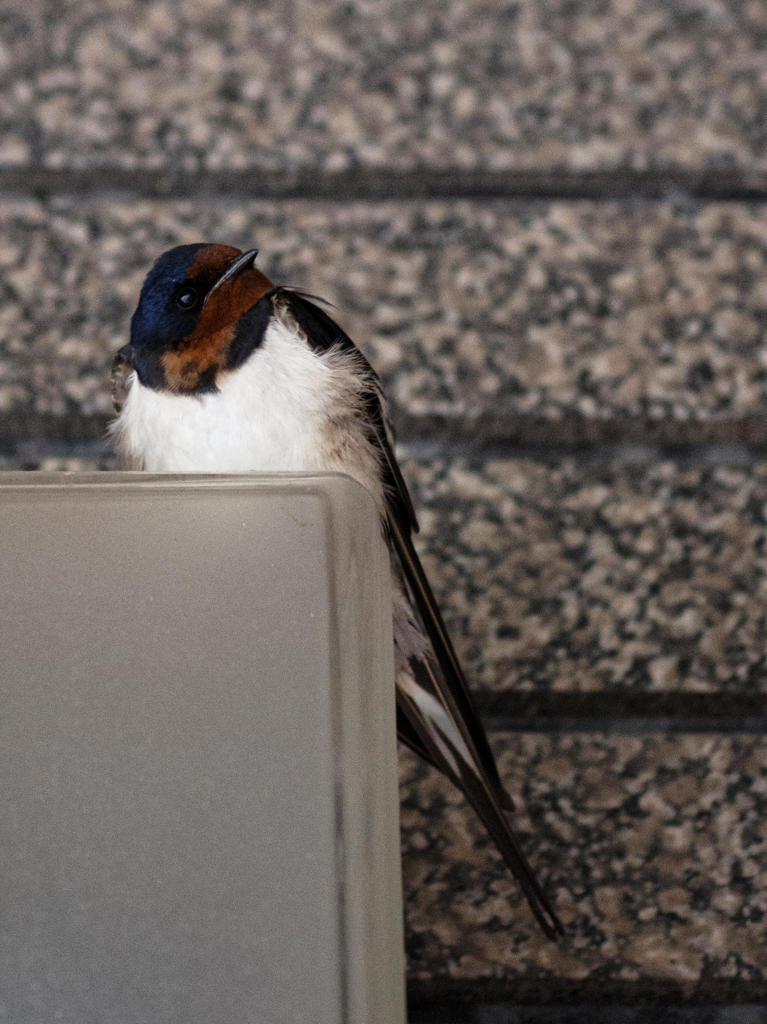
[121,243,274,394]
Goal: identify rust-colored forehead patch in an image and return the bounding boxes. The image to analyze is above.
[187,243,243,279]
[198,268,273,333]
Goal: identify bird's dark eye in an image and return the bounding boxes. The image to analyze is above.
[173,284,200,311]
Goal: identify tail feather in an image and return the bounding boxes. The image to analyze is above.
[390,515,513,810]
[459,769,564,940]
[397,649,563,939]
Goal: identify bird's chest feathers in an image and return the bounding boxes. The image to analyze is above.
[114,320,357,474]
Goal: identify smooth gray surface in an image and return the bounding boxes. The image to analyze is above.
[0,473,402,1024]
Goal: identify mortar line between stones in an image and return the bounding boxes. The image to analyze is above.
[5,417,767,461]
[476,692,767,723]
[480,715,767,735]
[2,166,767,202]
[406,1001,767,1024]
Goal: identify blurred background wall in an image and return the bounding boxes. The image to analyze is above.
[1,1,766,1020]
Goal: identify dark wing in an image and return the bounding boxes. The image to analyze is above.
[275,288,418,534]
[278,289,563,939]
[279,291,498,770]
[279,289,502,776]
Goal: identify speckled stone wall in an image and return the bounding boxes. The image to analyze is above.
[3,0,767,176]
[1,1,766,1020]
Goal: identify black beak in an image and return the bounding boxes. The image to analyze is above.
[204,248,259,306]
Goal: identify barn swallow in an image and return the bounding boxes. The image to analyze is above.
[111,243,563,939]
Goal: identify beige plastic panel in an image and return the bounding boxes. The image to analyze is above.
[0,472,403,1024]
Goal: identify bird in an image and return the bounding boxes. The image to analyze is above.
[110,242,563,939]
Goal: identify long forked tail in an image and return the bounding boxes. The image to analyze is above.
[461,765,564,940]
[397,657,564,940]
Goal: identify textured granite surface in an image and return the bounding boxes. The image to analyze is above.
[2,455,766,702]
[400,732,767,1001]
[401,454,767,700]
[4,198,767,440]
[2,0,767,174]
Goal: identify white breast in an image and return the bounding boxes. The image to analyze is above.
[111,317,385,512]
